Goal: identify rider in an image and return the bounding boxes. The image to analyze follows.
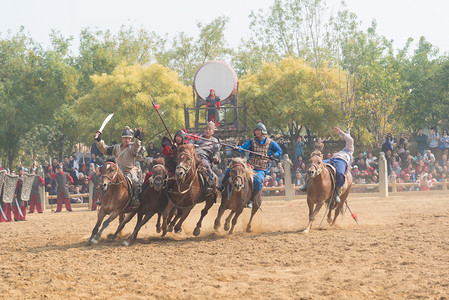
[190,121,220,194]
[219,121,282,208]
[94,126,144,209]
[303,127,353,203]
[161,130,187,176]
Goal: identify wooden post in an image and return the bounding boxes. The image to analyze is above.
[38,168,46,211]
[443,179,448,191]
[45,192,49,207]
[378,152,388,198]
[392,179,397,193]
[282,154,293,201]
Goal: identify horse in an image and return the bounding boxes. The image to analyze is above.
[303,150,353,233]
[214,158,260,234]
[160,144,217,237]
[87,161,133,245]
[118,158,170,246]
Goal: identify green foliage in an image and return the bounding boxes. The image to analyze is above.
[74,63,191,145]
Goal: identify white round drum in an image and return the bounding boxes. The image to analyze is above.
[193,61,238,101]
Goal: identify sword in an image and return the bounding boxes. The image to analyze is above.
[0,203,7,220]
[14,198,24,218]
[150,97,173,143]
[98,113,114,133]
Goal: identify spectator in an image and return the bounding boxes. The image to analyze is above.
[278,179,285,196]
[78,152,90,175]
[381,133,394,153]
[314,137,324,152]
[440,129,449,154]
[80,178,90,203]
[217,169,224,185]
[397,133,409,163]
[414,128,428,155]
[428,127,440,159]
[391,161,402,176]
[424,149,435,161]
[70,186,83,204]
[294,136,305,162]
[274,162,284,180]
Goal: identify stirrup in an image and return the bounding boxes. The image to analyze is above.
[95,200,102,206]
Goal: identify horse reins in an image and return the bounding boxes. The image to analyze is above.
[175,152,197,194]
[101,162,126,186]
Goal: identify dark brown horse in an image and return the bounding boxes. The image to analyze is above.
[214,158,260,234]
[102,157,169,246]
[161,144,217,237]
[303,150,352,233]
[88,161,132,244]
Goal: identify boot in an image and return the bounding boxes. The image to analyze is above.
[217,172,230,192]
[131,182,141,209]
[299,178,310,192]
[246,189,259,209]
[334,186,342,203]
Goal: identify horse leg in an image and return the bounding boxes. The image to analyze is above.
[193,197,215,236]
[168,208,181,233]
[161,202,174,237]
[303,198,315,233]
[229,207,244,234]
[88,209,107,245]
[123,212,156,246]
[173,208,192,234]
[224,211,235,231]
[246,191,262,233]
[331,201,345,226]
[156,212,162,233]
[214,203,226,230]
[109,211,137,240]
[92,211,120,244]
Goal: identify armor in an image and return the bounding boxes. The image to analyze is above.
[248,138,272,170]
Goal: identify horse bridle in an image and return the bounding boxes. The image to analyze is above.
[175,151,197,194]
[101,162,125,190]
[230,163,245,187]
[148,164,168,191]
[309,159,324,177]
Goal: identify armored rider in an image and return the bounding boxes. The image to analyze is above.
[190,121,221,194]
[94,126,144,209]
[302,126,354,203]
[219,121,282,208]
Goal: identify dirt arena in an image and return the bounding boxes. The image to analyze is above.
[1,193,448,299]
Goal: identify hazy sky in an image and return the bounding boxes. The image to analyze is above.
[1,0,448,54]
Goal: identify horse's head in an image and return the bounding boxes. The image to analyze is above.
[99,161,120,192]
[307,150,324,178]
[149,157,168,192]
[229,158,253,192]
[175,144,196,181]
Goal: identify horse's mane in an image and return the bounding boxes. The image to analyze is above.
[153,157,165,166]
[177,144,199,164]
[229,157,255,180]
[310,150,323,159]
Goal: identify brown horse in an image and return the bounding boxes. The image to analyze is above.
[160,144,217,237]
[88,161,132,245]
[303,150,352,233]
[104,158,169,246]
[214,158,259,234]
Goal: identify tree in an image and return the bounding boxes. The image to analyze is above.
[74,63,191,146]
[239,57,342,139]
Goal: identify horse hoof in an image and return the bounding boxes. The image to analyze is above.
[107,233,115,240]
[156,227,161,233]
[327,218,332,224]
[302,229,310,234]
[90,238,98,245]
[122,240,130,247]
[246,227,252,233]
[193,227,201,236]
[224,224,230,231]
[214,222,220,230]
[168,226,174,233]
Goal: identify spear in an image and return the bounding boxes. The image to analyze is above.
[150,97,173,143]
[183,132,277,161]
[345,200,360,226]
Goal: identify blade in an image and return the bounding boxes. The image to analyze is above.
[99,113,114,133]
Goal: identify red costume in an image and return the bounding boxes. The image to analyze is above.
[51,169,74,212]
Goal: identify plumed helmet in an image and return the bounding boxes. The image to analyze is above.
[56,164,62,170]
[122,126,133,138]
[18,166,24,172]
[174,130,185,143]
[254,121,267,134]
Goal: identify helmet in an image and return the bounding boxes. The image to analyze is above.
[174,130,185,144]
[122,126,133,138]
[254,121,267,135]
[18,166,24,172]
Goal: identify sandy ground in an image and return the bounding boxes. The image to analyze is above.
[1,193,448,299]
